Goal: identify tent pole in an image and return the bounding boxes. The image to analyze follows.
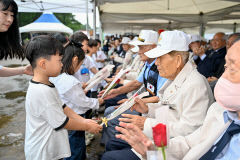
[233,22,237,33]
[86,0,89,36]
[199,12,205,37]
[93,0,96,39]
[199,23,205,37]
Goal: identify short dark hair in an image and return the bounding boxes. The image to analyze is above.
[61,40,85,75]
[69,31,89,43]
[0,0,24,60]
[96,39,101,44]
[50,33,68,45]
[88,39,98,48]
[25,35,64,69]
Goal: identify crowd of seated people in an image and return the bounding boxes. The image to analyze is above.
[2,1,240,160]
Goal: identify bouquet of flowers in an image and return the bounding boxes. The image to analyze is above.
[101,67,131,98]
[101,86,149,126]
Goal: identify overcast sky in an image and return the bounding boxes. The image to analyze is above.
[73,8,100,28]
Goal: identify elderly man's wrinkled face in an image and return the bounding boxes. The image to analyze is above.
[190,42,201,55]
[114,39,120,46]
[223,41,240,83]
[122,44,130,52]
[211,33,226,50]
[155,52,181,80]
[138,44,156,61]
[226,35,238,51]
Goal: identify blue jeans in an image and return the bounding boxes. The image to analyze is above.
[65,130,86,160]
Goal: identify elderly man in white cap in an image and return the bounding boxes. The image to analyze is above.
[101,30,214,160]
[113,37,132,68]
[114,38,240,160]
[119,37,145,85]
[100,30,167,148]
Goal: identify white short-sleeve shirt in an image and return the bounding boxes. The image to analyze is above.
[50,73,99,115]
[74,56,95,83]
[24,80,70,160]
[92,50,107,69]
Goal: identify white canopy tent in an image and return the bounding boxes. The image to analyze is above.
[20,12,73,35]
[15,0,92,13]
[97,0,240,35]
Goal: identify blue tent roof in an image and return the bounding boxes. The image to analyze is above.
[34,13,60,23]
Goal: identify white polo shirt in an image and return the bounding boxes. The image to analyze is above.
[25,80,70,160]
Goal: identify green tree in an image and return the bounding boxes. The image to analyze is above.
[18,12,87,32]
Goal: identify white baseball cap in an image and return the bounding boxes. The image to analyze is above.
[129,37,139,53]
[190,34,201,43]
[145,30,191,58]
[121,37,131,44]
[129,30,159,46]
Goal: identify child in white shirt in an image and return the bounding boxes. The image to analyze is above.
[69,32,98,90]
[93,39,107,70]
[50,40,104,160]
[24,35,102,160]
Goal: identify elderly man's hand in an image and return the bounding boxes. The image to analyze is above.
[117,98,128,104]
[119,114,146,130]
[131,98,148,114]
[207,76,218,83]
[115,122,154,158]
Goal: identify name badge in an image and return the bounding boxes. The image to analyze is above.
[147,82,155,96]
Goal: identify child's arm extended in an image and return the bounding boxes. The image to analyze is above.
[63,105,102,134]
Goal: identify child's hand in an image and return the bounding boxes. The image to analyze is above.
[84,119,102,134]
[82,83,88,89]
[98,98,104,105]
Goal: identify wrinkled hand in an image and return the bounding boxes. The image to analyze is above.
[131,98,148,114]
[207,76,218,83]
[84,119,102,134]
[105,77,114,83]
[119,114,146,130]
[117,98,128,104]
[115,122,154,158]
[23,64,33,76]
[102,89,120,100]
[110,55,115,59]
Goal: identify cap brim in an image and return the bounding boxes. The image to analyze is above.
[131,46,139,53]
[144,46,172,58]
[129,40,154,46]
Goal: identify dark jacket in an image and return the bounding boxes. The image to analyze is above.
[209,47,226,78]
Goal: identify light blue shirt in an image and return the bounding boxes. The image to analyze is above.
[137,59,167,96]
[0,65,3,70]
[215,111,240,160]
[200,54,207,60]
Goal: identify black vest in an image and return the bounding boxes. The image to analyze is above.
[143,63,159,97]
